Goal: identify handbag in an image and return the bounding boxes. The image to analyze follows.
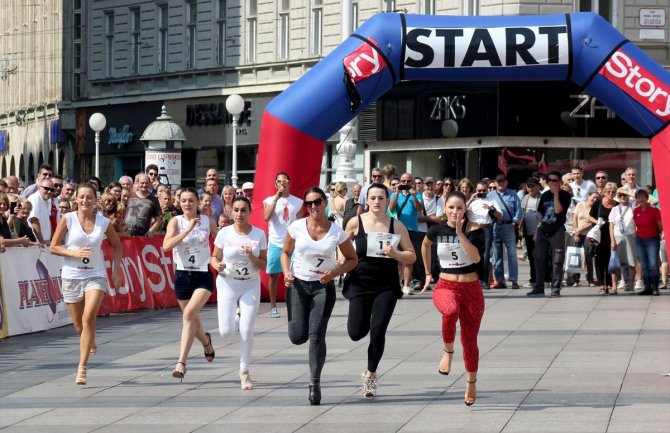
[608,252,622,274]
[565,245,584,275]
[586,224,601,245]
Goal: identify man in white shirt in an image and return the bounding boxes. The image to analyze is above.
[419,177,444,285]
[469,181,502,290]
[263,172,303,318]
[569,165,596,203]
[28,179,56,244]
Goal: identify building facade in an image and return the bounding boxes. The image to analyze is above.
[3,1,667,188]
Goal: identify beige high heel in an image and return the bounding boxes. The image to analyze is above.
[239,370,253,390]
[465,380,477,406]
[76,365,87,385]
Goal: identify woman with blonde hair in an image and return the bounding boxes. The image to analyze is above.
[328,182,348,228]
[458,178,474,202]
[219,186,235,228]
[99,192,125,234]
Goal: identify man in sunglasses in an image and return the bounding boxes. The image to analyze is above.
[594,171,608,195]
[20,163,53,199]
[358,168,385,206]
[146,164,160,195]
[528,171,572,298]
[27,179,56,244]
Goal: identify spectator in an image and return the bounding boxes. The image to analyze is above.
[157,189,176,233]
[590,182,618,294]
[100,192,125,234]
[434,179,444,197]
[488,175,522,289]
[123,174,162,236]
[632,189,663,296]
[58,200,71,215]
[9,198,37,242]
[119,175,133,191]
[468,181,502,290]
[82,175,102,194]
[105,181,123,202]
[204,178,223,221]
[569,165,596,203]
[50,174,64,207]
[0,179,6,194]
[235,187,245,197]
[328,182,347,227]
[146,164,160,191]
[609,188,636,294]
[538,172,549,193]
[382,164,397,188]
[458,178,474,202]
[20,163,53,198]
[242,182,254,202]
[28,178,57,244]
[519,178,542,288]
[594,171,608,195]
[440,177,455,200]
[359,168,385,206]
[0,193,32,247]
[419,176,445,284]
[61,180,76,204]
[527,171,572,297]
[390,177,399,194]
[619,166,642,205]
[3,176,19,194]
[571,191,599,287]
[389,172,424,295]
[351,183,362,203]
[200,191,214,217]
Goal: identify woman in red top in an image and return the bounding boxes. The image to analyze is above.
[632,190,663,296]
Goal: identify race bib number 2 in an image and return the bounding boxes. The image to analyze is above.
[366,232,401,259]
[305,253,336,275]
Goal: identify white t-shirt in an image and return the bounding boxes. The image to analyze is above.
[62,212,110,280]
[468,198,501,225]
[263,194,303,246]
[608,204,635,236]
[287,218,349,282]
[172,215,212,272]
[214,225,267,284]
[569,180,596,203]
[28,193,53,241]
[418,194,444,232]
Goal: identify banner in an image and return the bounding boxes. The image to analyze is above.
[0,236,217,338]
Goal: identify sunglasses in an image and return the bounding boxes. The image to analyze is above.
[41,186,55,192]
[488,186,495,190]
[444,183,452,186]
[371,174,383,179]
[476,189,487,193]
[595,176,607,180]
[148,172,158,177]
[53,183,63,188]
[547,178,560,182]
[304,198,323,207]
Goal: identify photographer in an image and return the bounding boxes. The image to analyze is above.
[467,181,502,290]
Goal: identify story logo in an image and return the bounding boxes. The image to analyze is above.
[343,37,387,83]
[599,50,670,120]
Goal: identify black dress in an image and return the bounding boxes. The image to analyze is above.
[590,199,613,288]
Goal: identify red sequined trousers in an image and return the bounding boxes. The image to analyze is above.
[432,279,485,372]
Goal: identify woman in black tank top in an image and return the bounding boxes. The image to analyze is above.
[343,183,415,397]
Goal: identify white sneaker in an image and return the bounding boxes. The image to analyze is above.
[523,281,535,288]
[270,308,280,318]
[402,286,414,296]
[362,374,378,397]
[634,280,644,290]
[617,280,625,290]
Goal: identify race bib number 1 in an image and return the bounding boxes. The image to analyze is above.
[366,232,401,259]
[177,245,210,272]
[437,242,474,269]
[305,253,336,275]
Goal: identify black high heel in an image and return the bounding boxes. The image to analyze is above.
[438,349,454,375]
[309,383,321,405]
[172,361,186,382]
[203,332,215,362]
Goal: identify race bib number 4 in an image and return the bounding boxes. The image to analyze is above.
[177,245,210,272]
[437,242,474,269]
[304,253,336,275]
[366,232,401,258]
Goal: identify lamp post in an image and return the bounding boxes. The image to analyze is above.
[88,113,106,178]
[225,94,245,188]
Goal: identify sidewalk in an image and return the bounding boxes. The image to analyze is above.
[1,261,669,433]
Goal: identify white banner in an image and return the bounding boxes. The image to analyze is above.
[0,247,71,338]
[145,150,182,188]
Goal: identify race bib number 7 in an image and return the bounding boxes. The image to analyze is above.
[437,242,474,269]
[366,232,401,259]
[304,253,336,275]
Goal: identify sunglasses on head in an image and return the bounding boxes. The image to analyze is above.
[304,198,323,207]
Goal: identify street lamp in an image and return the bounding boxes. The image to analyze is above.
[225,94,245,188]
[88,113,106,178]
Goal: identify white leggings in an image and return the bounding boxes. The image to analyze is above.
[216,277,260,371]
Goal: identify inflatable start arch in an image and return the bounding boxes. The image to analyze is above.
[251,12,670,298]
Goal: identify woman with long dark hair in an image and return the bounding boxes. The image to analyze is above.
[281,187,357,405]
[343,183,415,397]
[421,191,486,406]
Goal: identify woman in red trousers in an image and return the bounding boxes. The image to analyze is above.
[421,190,486,406]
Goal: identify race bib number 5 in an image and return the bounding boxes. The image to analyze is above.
[304,253,336,275]
[437,242,474,269]
[366,232,400,258]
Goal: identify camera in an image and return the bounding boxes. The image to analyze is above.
[397,184,411,191]
[477,193,487,199]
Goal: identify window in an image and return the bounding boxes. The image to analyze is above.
[278,0,290,60]
[131,8,141,75]
[311,0,322,55]
[158,4,168,71]
[422,0,435,14]
[105,12,114,77]
[217,0,227,66]
[577,0,613,23]
[463,0,479,16]
[187,1,197,69]
[72,1,82,99]
[247,0,257,63]
[383,0,395,13]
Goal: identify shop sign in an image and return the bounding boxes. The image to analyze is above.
[639,9,666,27]
[108,125,134,148]
[429,95,467,120]
[185,102,252,128]
[569,95,615,119]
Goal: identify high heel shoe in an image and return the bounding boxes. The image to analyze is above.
[438,349,454,375]
[308,383,321,405]
[203,332,215,362]
[76,365,87,385]
[239,370,253,390]
[90,343,98,355]
[172,361,187,382]
[464,380,477,406]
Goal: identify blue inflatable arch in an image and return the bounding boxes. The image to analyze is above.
[251,12,670,240]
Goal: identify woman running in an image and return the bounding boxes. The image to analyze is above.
[163,187,218,381]
[211,196,267,390]
[343,183,415,397]
[421,191,486,406]
[49,183,122,385]
[281,187,357,405]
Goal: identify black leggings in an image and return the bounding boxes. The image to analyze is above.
[347,289,398,373]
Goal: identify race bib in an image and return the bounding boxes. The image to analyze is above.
[366,232,401,259]
[304,253,336,275]
[77,247,101,270]
[176,245,210,272]
[224,260,253,280]
[437,242,474,269]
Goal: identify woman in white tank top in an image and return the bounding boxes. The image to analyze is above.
[163,187,218,381]
[50,183,122,386]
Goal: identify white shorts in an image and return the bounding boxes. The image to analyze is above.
[61,277,109,303]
